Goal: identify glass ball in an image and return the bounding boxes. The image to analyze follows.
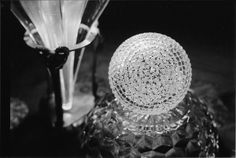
[109,33,192,115]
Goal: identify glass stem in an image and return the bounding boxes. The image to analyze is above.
[48,67,63,127]
[40,46,69,127]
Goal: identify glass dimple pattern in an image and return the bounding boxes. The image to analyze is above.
[109,33,192,115]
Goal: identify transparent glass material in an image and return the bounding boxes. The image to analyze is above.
[78,92,218,157]
[113,96,191,135]
[11,0,109,126]
[75,33,218,157]
[108,33,193,134]
[109,33,192,116]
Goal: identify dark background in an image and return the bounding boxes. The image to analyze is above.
[1,0,235,157]
[3,1,235,105]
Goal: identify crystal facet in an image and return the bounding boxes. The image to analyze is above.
[75,33,218,157]
[78,93,218,157]
[109,33,192,115]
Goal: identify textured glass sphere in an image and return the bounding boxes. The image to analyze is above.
[109,33,192,115]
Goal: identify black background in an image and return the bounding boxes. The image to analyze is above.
[2,1,235,79]
[2,1,235,64]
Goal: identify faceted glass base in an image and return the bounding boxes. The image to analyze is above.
[112,92,192,136]
[77,92,218,157]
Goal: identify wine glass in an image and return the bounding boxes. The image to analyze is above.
[11,0,109,127]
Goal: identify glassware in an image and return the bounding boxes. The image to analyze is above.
[77,33,218,157]
[108,32,192,134]
[11,0,109,127]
